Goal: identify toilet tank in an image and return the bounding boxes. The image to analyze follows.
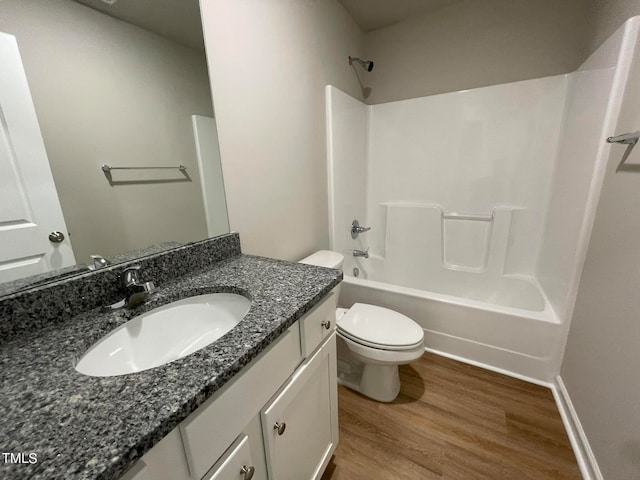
[299,250,344,270]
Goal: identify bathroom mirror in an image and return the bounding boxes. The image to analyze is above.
[0,0,229,295]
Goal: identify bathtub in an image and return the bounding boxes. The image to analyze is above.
[339,257,562,384]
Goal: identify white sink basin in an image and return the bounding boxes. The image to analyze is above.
[75,293,251,377]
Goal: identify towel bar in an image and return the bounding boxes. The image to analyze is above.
[101,164,187,173]
[606,132,639,145]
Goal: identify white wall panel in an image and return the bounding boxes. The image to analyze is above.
[326,86,368,253]
[537,20,632,323]
[366,76,567,277]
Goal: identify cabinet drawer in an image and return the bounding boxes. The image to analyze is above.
[299,290,337,357]
[181,324,302,479]
[203,435,254,480]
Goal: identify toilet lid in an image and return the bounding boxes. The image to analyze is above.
[337,303,424,351]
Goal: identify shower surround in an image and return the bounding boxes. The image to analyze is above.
[327,18,637,383]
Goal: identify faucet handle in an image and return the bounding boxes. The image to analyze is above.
[90,254,109,270]
[142,281,156,294]
[351,219,371,239]
[122,265,141,287]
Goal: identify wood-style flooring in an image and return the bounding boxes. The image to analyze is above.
[321,352,581,480]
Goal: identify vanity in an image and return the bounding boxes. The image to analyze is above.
[123,290,338,480]
[0,234,342,480]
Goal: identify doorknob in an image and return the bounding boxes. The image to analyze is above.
[48,231,65,243]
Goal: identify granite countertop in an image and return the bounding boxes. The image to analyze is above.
[0,242,184,298]
[0,254,342,480]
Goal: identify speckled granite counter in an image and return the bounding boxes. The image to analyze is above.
[0,242,184,298]
[0,252,341,480]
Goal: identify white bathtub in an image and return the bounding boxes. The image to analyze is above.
[339,261,562,384]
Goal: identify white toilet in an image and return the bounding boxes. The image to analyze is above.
[300,250,424,402]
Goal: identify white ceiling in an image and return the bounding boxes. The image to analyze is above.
[338,0,458,32]
[73,0,204,51]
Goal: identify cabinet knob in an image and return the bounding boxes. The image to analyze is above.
[273,422,286,435]
[240,465,255,480]
[321,320,331,330]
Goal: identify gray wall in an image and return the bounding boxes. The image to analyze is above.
[201,0,365,261]
[363,0,594,103]
[560,39,640,475]
[560,2,640,478]
[590,0,640,52]
[0,0,213,263]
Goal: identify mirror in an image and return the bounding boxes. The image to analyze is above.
[0,0,229,295]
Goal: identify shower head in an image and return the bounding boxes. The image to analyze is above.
[349,56,374,72]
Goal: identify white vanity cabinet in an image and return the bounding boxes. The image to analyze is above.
[120,290,338,480]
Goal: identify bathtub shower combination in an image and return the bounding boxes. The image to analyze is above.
[326,19,640,383]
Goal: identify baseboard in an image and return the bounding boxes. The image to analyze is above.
[423,346,552,387]
[551,375,603,480]
[421,330,554,388]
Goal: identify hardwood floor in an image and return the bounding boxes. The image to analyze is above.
[321,352,581,480]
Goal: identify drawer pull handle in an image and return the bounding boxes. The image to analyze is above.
[240,465,255,479]
[321,320,331,330]
[274,422,286,435]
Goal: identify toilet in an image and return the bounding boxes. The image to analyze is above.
[300,250,424,402]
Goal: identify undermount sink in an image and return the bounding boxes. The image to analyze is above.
[75,293,251,377]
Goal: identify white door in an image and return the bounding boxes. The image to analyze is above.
[0,32,75,282]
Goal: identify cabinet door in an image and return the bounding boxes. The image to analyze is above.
[261,334,338,480]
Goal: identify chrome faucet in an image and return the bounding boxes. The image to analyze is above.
[122,266,156,308]
[105,265,156,310]
[353,248,369,259]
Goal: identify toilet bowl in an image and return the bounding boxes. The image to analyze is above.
[300,250,424,402]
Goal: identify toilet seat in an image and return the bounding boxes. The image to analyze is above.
[336,303,424,351]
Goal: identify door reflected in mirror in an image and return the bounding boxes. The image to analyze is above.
[0,0,229,294]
